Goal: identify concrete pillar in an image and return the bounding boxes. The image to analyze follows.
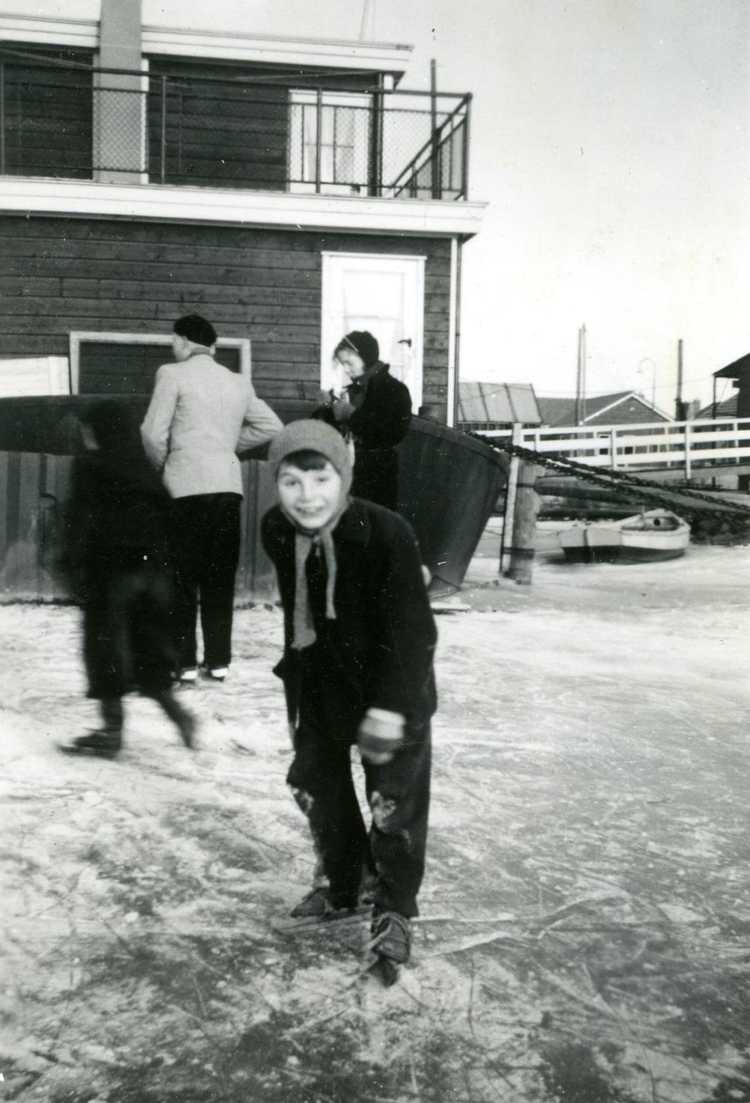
[94,0,144,183]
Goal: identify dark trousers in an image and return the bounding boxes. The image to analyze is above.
[84,557,177,699]
[287,719,431,918]
[171,493,241,670]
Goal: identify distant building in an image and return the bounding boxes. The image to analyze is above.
[697,394,738,419]
[711,354,750,419]
[537,391,671,428]
[456,381,541,431]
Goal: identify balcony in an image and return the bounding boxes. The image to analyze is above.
[0,55,471,201]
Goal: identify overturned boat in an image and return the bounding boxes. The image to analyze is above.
[558,509,690,564]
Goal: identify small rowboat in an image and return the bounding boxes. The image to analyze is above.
[558,509,690,563]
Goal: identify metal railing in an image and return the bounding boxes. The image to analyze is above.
[0,55,471,199]
[475,417,750,479]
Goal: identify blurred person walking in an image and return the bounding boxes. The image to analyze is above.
[59,400,196,759]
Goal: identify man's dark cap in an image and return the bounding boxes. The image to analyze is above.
[174,314,217,348]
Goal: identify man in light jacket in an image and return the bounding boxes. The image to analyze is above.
[141,314,282,683]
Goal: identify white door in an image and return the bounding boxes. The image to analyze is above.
[321,252,425,407]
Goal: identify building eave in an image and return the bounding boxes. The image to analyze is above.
[0,178,487,239]
[0,12,412,76]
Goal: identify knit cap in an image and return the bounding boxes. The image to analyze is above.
[268,419,352,488]
[336,330,379,368]
[268,419,353,651]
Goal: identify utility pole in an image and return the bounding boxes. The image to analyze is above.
[574,324,587,424]
[675,338,684,420]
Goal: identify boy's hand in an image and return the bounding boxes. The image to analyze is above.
[357,708,405,765]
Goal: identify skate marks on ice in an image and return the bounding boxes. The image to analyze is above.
[2,567,750,1102]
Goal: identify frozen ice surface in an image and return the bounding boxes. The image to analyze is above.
[1,536,749,1102]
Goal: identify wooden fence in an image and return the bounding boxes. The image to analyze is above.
[477,417,750,479]
[0,451,277,603]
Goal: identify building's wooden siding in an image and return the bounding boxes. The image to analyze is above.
[1,47,94,178]
[147,59,288,190]
[145,57,378,190]
[0,216,452,412]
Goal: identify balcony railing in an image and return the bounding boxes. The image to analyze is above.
[0,56,471,200]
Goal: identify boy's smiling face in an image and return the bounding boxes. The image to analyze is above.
[277,459,344,532]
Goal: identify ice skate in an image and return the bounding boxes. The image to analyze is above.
[365,911,412,987]
[272,889,371,936]
[58,729,122,760]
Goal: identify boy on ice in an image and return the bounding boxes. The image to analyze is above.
[262,420,437,979]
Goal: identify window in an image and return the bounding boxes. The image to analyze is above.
[289,90,370,195]
[69,332,251,395]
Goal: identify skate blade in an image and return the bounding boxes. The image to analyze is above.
[366,955,400,987]
[272,905,371,936]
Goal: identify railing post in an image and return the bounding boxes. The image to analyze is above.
[368,89,383,196]
[160,75,167,184]
[461,94,471,199]
[0,63,5,175]
[684,420,691,480]
[315,87,323,194]
[430,60,440,199]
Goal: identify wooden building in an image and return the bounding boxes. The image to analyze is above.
[0,2,485,420]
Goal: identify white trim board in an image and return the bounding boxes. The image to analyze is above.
[0,178,486,239]
[0,14,411,74]
[69,331,251,393]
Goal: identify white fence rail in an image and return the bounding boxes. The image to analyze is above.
[477,417,750,478]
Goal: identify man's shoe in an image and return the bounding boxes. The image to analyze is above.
[200,665,228,682]
[179,667,198,685]
[59,730,122,760]
[370,911,412,964]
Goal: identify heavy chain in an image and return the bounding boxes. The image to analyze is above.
[463,429,750,533]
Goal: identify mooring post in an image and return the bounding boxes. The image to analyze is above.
[499,423,523,575]
[507,458,541,584]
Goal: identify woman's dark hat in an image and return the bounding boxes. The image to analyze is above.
[336,330,379,367]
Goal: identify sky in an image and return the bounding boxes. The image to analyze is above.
[25,0,750,407]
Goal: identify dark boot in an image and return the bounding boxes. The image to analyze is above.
[60,698,123,759]
[154,688,197,749]
[59,729,122,759]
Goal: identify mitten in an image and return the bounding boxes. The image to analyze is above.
[357,708,405,765]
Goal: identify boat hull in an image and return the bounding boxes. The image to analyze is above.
[559,510,690,564]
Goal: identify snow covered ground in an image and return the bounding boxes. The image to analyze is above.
[1,530,749,1102]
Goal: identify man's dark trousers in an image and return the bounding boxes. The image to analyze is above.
[171,492,241,670]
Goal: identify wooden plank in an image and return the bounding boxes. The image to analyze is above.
[2,257,323,287]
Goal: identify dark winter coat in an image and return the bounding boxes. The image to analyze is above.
[60,403,177,698]
[261,497,437,739]
[346,363,412,509]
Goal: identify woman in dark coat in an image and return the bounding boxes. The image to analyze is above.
[329,330,412,510]
[58,399,195,758]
